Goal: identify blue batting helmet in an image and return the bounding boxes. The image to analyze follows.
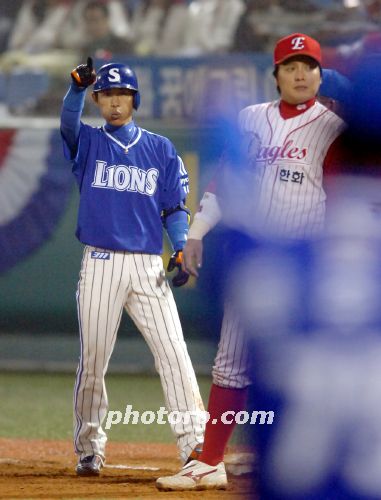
[93,63,140,110]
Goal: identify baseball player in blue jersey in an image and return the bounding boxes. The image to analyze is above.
[60,57,205,476]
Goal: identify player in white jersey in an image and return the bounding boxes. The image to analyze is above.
[156,33,346,491]
[60,58,205,476]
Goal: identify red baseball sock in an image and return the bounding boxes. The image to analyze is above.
[199,384,248,466]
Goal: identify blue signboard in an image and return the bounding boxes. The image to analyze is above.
[95,54,274,120]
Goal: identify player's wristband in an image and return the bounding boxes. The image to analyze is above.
[187,218,213,240]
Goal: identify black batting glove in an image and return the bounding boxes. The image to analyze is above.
[71,57,96,88]
[167,250,189,287]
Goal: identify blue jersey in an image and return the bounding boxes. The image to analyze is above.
[63,121,189,254]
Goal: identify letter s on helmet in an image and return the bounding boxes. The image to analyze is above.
[93,63,141,110]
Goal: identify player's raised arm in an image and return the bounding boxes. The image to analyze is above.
[320,68,352,106]
[60,57,96,159]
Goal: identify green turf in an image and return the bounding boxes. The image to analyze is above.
[0,372,212,442]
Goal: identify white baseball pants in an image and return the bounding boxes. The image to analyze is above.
[74,246,205,463]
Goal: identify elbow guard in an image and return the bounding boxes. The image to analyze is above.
[161,202,191,227]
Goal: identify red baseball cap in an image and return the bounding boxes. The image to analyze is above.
[274,33,322,65]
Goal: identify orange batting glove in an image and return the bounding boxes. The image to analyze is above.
[71,57,96,88]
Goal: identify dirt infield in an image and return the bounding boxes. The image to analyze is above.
[0,438,256,499]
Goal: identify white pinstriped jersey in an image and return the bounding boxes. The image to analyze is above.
[192,100,346,389]
[219,100,346,240]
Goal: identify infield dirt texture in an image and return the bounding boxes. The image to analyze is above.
[0,438,254,498]
[1,373,256,498]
